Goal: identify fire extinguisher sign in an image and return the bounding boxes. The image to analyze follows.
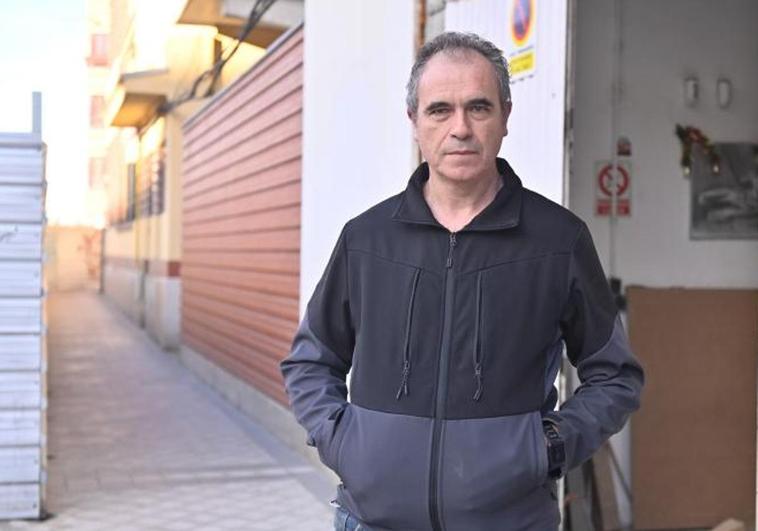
[594,161,631,216]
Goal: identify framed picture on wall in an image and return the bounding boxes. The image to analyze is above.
[690,142,758,239]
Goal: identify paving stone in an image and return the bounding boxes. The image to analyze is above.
[0,291,334,530]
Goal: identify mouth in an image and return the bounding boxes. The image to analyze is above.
[447,150,478,156]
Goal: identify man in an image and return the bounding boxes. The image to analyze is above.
[281,32,644,531]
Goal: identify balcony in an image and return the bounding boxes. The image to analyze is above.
[106,69,170,129]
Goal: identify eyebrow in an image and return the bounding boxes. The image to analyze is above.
[466,97,494,108]
[423,97,495,114]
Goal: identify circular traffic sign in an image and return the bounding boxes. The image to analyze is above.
[511,0,535,47]
[598,164,630,197]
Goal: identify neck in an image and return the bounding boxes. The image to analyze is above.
[423,164,503,233]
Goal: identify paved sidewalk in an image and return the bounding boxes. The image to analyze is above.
[2,291,334,531]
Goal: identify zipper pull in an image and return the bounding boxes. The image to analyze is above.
[473,363,483,401]
[395,359,411,400]
[446,232,457,269]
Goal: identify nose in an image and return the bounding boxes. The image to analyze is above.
[449,108,472,140]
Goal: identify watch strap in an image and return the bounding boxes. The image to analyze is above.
[543,420,566,479]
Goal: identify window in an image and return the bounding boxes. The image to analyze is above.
[149,147,165,216]
[126,163,136,222]
[87,34,109,66]
[137,147,165,217]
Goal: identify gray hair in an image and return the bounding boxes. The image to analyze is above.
[406,31,511,117]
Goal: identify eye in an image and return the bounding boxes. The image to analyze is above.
[470,104,490,114]
[426,107,450,120]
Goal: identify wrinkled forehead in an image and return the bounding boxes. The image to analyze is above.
[417,49,501,102]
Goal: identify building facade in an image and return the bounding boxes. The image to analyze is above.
[94,0,268,348]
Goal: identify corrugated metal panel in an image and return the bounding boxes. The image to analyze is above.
[181,264,298,298]
[0,336,41,371]
[181,27,303,407]
[184,227,299,253]
[0,186,45,224]
[183,169,300,221]
[0,373,41,409]
[183,330,287,403]
[182,293,297,345]
[0,224,43,260]
[182,250,299,274]
[183,134,301,201]
[183,75,302,180]
[184,204,300,238]
[183,279,298,322]
[0,411,41,446]
[0,262,42,297]
[0,148,44,185]
[0,484,40,519]
[184,32,303,149]
[183,85,302,186]
[0,299,42,334]
[0,95,46,522]
[0,447,40,483]
[182,320,286,383]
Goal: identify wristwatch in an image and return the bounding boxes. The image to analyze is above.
[543,420,565,479]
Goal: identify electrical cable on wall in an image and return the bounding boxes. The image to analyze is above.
[161,0,278,114]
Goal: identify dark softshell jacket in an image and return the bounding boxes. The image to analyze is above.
[280,159,644,530]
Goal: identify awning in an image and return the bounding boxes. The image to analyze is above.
[107,70,170,129]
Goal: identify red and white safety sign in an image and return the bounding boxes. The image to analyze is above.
[594,161,631,216]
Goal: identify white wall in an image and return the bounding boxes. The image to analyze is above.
[300,0,417,315]
[103,264,142,323]
[572,0,758,290]
[446,0,569,204]
[144,276,181,350]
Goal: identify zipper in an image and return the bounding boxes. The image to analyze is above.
[472,272,484,401]
[429,231,457,531]
[445,232,456,268]
[396,268,421,400]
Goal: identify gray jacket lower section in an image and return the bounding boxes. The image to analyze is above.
[321,404,559,531]
[282,309,641,530]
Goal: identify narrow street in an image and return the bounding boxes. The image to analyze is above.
[3,291,333,531]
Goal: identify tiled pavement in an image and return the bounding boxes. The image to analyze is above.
[1,291,335,530]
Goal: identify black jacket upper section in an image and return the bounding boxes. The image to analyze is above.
[305,158,619,420]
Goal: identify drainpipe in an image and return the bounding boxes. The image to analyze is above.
[608,1,635,527]
[609,0,622,279]
[413,0,428,169]
[417,0,426,52]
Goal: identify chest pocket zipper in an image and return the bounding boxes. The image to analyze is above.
[473,271,484,401]
[396,268,421,400]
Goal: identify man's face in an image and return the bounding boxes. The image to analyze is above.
[410,50,511,184]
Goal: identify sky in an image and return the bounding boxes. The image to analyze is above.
[0,0,90,225]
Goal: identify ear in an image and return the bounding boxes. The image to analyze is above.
[502,101,513,137]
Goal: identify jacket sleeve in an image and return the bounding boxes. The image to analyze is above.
[544,222,645,472]
[280,225,354,468]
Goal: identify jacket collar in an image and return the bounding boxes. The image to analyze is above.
[391,157,523,231]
